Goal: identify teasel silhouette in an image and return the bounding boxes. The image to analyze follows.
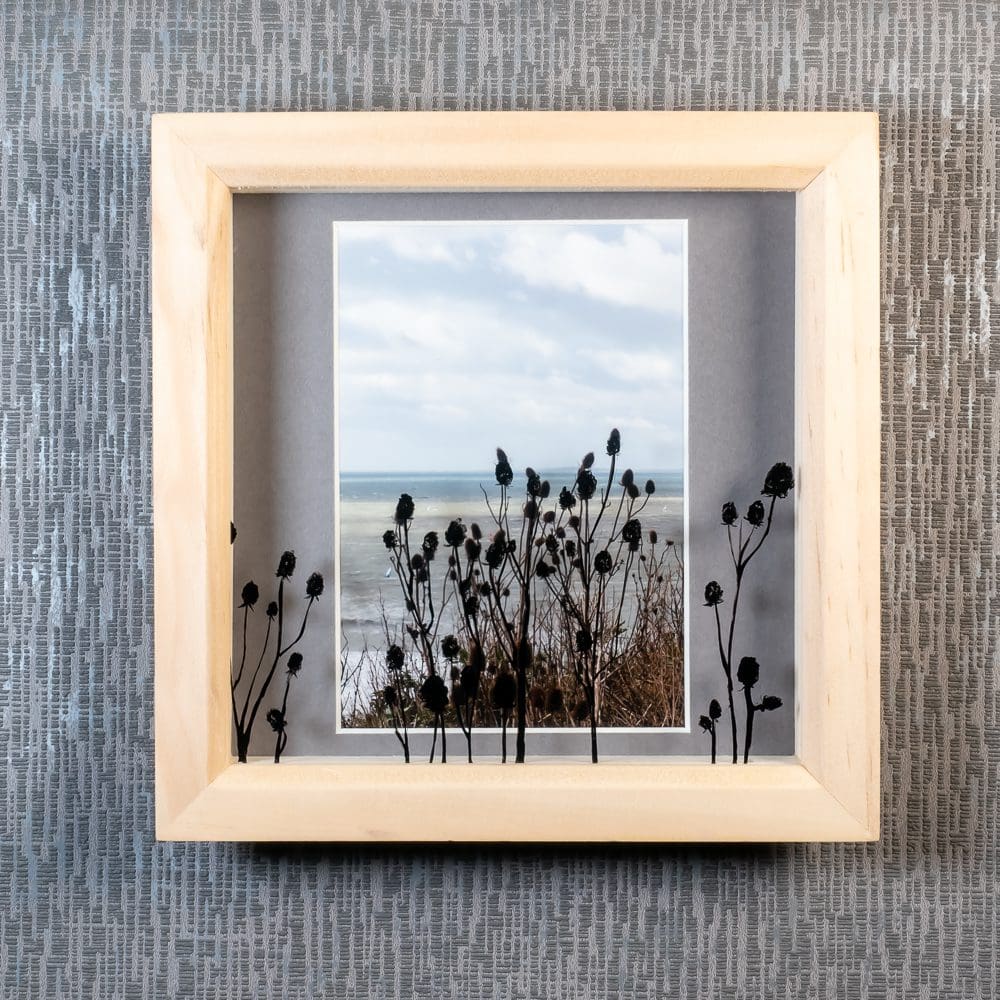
[230,536,324,762]
[704,461,793,763]
[448,635,483,763]
[512,465,547,764]
[698,698,722,764]
[491,671,517,762]
[384,492,450,762]
[420,673,450,763]
[533,428,657,762]
[471,448,551,763]
[735,656,782,763]
[268,651,302,763]
[489,450,539,763]
[375,432,679,761]
[383,643,410,762]
[441,516,493,763]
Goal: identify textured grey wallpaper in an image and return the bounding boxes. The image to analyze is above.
[2,2,998,997]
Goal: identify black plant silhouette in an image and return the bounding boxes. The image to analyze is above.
[491,671,516,762]
[420,673,449,762]
[383,493,453,762]
[374,432,682,763]
[231,537,324,763]
[704,461,793,763]
[448,636,483,764]
[384,643,410,762]
[533,432,658,762]
[698,698,723,764]
[269,651,302,763]
[736,656,782,763]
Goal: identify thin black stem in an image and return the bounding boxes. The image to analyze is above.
[239,616,273,734]
[710,723,717,765]
[589,699,598,764]
[387,686,410,763]
[716,495,779,764]
[743,685,755,764]
[231,605,251,761]
[396,673,410,763]
[727,524,738,569]
[273,675,292,763]
[514,505,538,764]
[455,697,473,764]
[714,603,737,764]
[587,453,616,542]
[278,597,316,657]
[243,578,287,746]
[742,496,778,567]
[233,605,250,689]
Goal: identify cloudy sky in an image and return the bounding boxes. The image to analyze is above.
[335,219,686,474]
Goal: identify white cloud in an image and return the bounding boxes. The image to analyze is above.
[338,299,683,472]
[338,222,685,318]
[337,224,482,268]
[497,225,684,314]
[580,348,680,384]
[338,291,560,364]
[335,221,686,472]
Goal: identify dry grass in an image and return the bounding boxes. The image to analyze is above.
[341,544,684,730]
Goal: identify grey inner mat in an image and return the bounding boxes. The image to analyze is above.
[232,191,795,757]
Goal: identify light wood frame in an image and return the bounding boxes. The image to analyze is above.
[152,111,880,842]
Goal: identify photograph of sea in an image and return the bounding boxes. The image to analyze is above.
[335,219,687,736]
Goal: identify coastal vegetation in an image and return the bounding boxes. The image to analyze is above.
[341,430,685,762]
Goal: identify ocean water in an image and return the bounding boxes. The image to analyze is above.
[337,469,684,682]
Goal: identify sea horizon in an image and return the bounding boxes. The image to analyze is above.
[338,468,684,503]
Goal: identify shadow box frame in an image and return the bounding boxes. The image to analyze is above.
[152,110,880,843]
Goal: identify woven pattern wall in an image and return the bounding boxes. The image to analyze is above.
[2,2,998,997]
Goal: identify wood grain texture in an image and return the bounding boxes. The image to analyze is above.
[151,120,233,829]
[2,0,997,996]
[159,110,873,190]
[162,760,872,842]
[795,123,881,835]
[151,109,879,842]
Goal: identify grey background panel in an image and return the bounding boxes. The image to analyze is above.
[2,2,998,997]
[232,191,796,757]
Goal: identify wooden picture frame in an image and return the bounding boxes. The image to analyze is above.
[152,111,880,842]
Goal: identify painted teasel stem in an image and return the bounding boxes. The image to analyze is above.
[420,673,449,763]
[230,539,324,762]
[534,429,656,763]
[491,671,516,762]
[477,448,550,763]
[384,494,450,762]
[268,651,302,763]
[374,432,677,763]
[448,635,483,763]
[736,656,783,763]
[514,469,543,764]
[384,644,410,762]
[442,519,494,763]
[704,461,793,763]
[698,698,722,764]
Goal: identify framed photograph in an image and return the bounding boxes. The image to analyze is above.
[152,111,880,842]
